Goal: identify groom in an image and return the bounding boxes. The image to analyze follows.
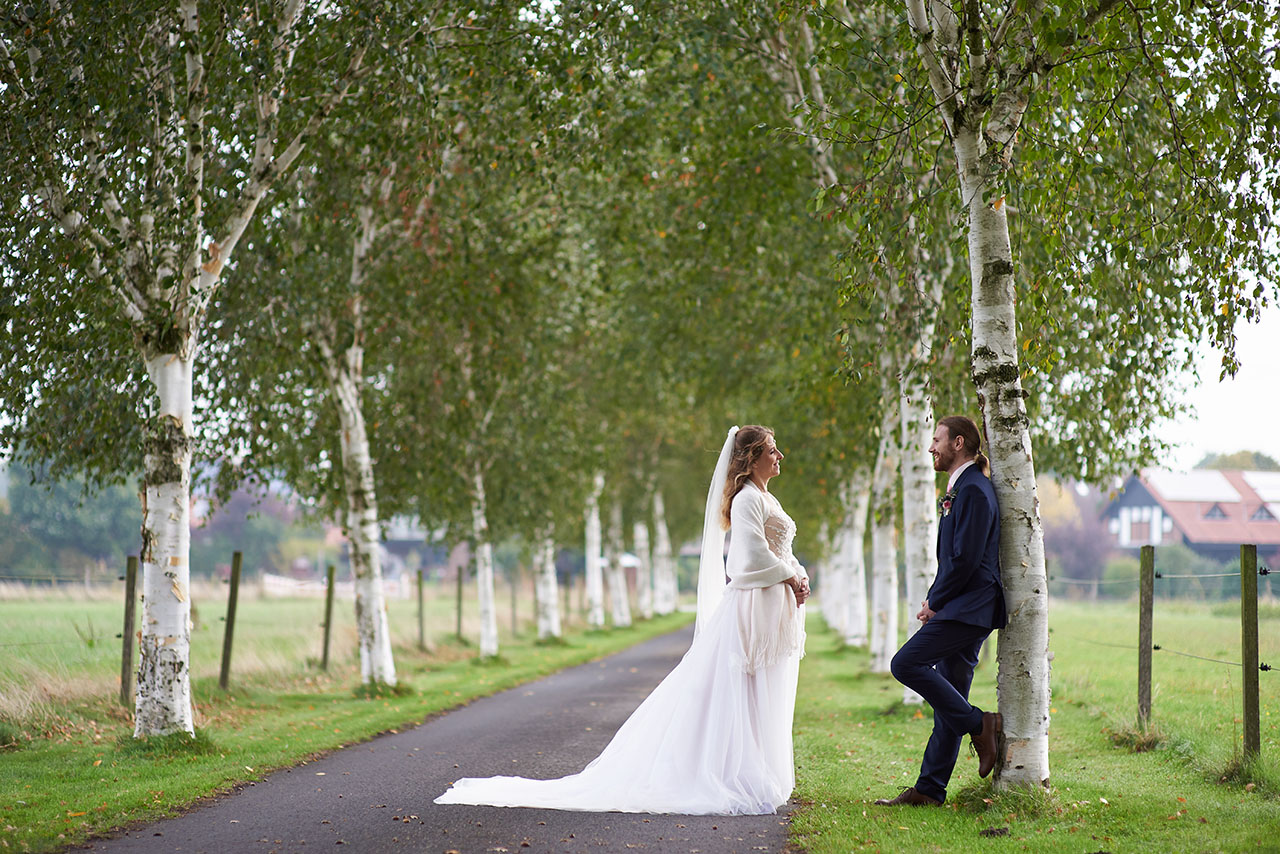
[875,415,1007,807]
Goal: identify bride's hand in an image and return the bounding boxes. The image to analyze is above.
[786,576,809,607]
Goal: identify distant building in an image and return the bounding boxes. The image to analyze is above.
[1102,469,1280,561]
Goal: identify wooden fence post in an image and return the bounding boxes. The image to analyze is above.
[218,551,242,691]
[1241,543,1260,760]
[322,564,336,671]
[119,555,138,707]
[417,567,426,651]
[1138,545,1154,727]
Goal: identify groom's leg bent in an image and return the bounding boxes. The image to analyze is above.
[914,639,987,801]
[890,620,988,736]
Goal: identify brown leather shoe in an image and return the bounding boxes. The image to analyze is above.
[971,711,1003,778]
[873,787,943,807]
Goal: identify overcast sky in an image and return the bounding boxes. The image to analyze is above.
[1160,301,1280,472]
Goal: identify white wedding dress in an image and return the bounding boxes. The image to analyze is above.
[434,480,806,815]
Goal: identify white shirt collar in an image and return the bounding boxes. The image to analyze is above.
[947,459,976,492]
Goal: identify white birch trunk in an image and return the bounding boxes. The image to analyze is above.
[606,500,632,628]
[869,399,901,674]
[135,352,195,736]
[958,124,1050,786]
[534,531,561,641]
[315,216,396,686]
[900,373,939,704]
[633,520,654,620]
[331,370,396,685]
[839,473,872,648]
[904,0,1052,788]
[817,520,843,631]
[471,464,499,657]
[651,491,677,616]
[584,472,606,628]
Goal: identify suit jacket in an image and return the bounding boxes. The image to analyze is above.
[927,463,1007,630]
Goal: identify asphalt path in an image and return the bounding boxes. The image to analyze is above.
[82,623,793,854]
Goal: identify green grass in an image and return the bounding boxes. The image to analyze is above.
[0,594,693,854]
[0,582,514,725]
[791,600,1280,853]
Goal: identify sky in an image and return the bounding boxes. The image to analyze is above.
[1160,301,1280,472]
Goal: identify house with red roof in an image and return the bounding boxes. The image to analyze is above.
[1103,469,1280,562]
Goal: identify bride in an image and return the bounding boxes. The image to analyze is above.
[434,425,809,815]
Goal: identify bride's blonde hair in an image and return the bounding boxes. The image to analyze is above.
[720,425,775,529]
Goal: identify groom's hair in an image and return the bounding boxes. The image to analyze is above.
[939,415,990,477]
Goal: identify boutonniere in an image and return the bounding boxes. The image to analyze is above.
[938,489,957,518]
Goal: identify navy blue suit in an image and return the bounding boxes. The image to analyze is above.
[890,463,1007,802]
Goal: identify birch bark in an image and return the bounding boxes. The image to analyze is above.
[534,532,561,640]
[903,0,1053,786]
[899,254,944,703]
[964,139,1051,783]
[606,501,632,628]
[818,520,843,633]
[471,462,499,657]
[311,189,398,685]
[321,353,397,684]
[837,472,872,648]
[584,472,606,628]
[868,394,901,674]
[633,520,654,620]
[651,491,677,615]
[899,370,938,704]
[135,352,194,736]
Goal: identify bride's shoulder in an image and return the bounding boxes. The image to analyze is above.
[731,483,763,507]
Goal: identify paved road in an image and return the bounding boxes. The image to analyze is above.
[83,624,793,854]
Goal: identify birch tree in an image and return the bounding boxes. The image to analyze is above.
[606,498,633,628]
[583,472,607,629]
[867,380,901,674]
[708,5,957,662]
[792,0,1279,786]
[0,0,382,735]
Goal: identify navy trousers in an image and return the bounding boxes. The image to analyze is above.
[889,619,991,802]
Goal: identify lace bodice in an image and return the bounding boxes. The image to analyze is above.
[760,494,797,561]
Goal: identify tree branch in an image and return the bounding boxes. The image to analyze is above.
[904,0,960,134]
[178,0,206,318]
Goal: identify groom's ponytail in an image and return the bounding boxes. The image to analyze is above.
[974,451,990,478]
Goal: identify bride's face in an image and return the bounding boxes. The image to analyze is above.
[751,437,783,484]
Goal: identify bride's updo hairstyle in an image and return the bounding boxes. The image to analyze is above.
[720,425,775,530]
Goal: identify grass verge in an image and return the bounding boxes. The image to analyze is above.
[789,602,1279,853]
[0,611,693,853]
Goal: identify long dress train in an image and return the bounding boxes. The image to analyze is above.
[434,482,806,815]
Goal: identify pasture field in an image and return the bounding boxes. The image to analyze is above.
[0,578,559,726]
[791,599,1280,853]
[0,583,688,853]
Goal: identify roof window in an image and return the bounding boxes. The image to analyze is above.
[1204,504,1227,519]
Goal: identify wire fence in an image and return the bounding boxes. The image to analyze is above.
[1050,563,1273,591]
[1075,635,1273,672]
